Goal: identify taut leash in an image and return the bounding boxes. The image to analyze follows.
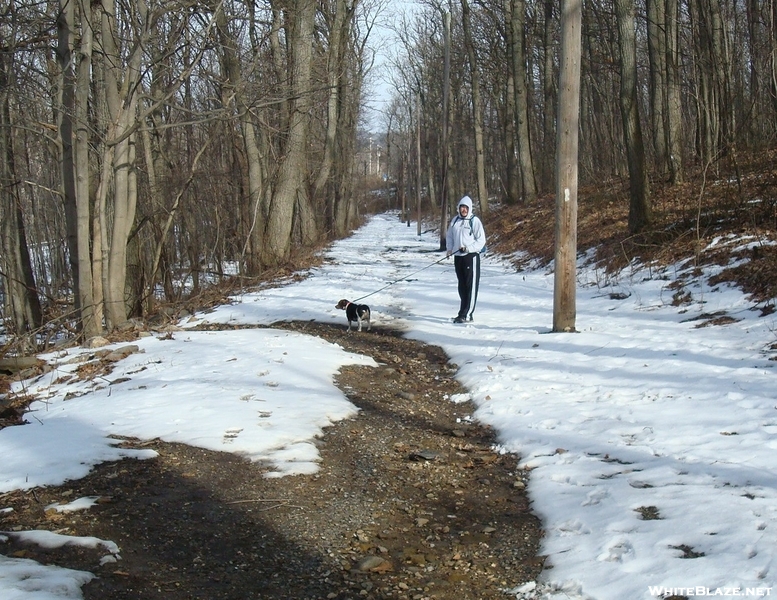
[352,253,449,303]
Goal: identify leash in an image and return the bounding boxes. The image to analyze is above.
[352,253,450,303]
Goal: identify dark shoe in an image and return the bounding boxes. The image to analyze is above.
[452,316,466,323]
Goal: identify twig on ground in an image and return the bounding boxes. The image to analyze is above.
[227,498,304,511]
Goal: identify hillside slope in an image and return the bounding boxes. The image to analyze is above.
[484,149,777,310]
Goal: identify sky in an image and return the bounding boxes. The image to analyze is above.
[2,211,777,599]
[363,0,418,131]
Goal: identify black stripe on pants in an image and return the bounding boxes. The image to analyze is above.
[454,252,480,319]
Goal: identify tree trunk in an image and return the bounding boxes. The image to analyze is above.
[73,0,100,336]
[331,16,363,238]
[690,0,728,166]
[216,5,267,275]
[745,0,762,145]
[615,0,651,233]
[314,0,349,201]
[647,0,667,171]
[416,95,423,235]
[264,0,317,266]
[772,1,777,117]
[461,0,489,215]
[541,0,556,192]
[665,0,684,184]
[1,58,42,343]
[56,0,81,327]
[332,77,360,237]
[502,0,520,204]
[399,152,407,221]
[552,0,582,334]
[438,10,452,250]
[509,0,537,202]
[101,0,144,328]
[57,0,100,338]
[426,138,438,228]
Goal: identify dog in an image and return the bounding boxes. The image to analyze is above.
[335,299,371,332]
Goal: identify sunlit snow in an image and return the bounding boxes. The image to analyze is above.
[2,211,776,599]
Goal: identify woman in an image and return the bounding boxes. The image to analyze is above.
[445,195,486,323]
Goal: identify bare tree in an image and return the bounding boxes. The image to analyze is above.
[7,0,777,352]
[502,0,520,204]
[55,0,101,338]
[665,0,683,184]
[1,53,43,345]
[647,0,667,170]
[215,2,268,276]
[772,1,777,118]
[438,9,452,250]
[615,0,651,233]
[689,0,731,167]
[263,0,318,266]
[461,0,489,214]
[96,0,144,327]
[314,0,350,203]
[323,0,370,238]
[540,0,557,191]
[507,0,537,202]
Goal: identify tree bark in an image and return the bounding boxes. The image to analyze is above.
[553,0,582,334]
[416,95,423,235]
[647,0,667,171]
[1,57,42,343]
[541,0,556,191]
[332,72,361,237]
[509,0,537,202]
[264,0,317,266]
[216,4,267,275]
[772,1,777,117]
[314,0,349,201]
[665,0,684,184]
[615,0,651,233]
[502,0,520,204]
[461,0,489,215]
[438,10,452,250]
[73,0,100,336]
[100,0,144,328]
[690,0,729,166]
[56,0,101,338]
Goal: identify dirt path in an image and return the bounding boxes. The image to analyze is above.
[0,323,544,599]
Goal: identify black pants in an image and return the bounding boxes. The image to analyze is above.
[454,252,481,319]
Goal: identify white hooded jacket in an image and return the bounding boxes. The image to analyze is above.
[446,196,486,255]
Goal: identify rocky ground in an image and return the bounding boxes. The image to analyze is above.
[4,155,777,600]
[0,321,544,600]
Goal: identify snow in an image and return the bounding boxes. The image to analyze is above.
[45,497,101,513]
[2,211,777,599]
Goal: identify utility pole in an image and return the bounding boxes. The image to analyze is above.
[552,0,582,332]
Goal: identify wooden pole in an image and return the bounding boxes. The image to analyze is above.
[552,0,582,332]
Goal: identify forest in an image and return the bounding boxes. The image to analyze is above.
[1,0,776,355]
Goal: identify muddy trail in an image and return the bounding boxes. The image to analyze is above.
[0,321,544,599]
